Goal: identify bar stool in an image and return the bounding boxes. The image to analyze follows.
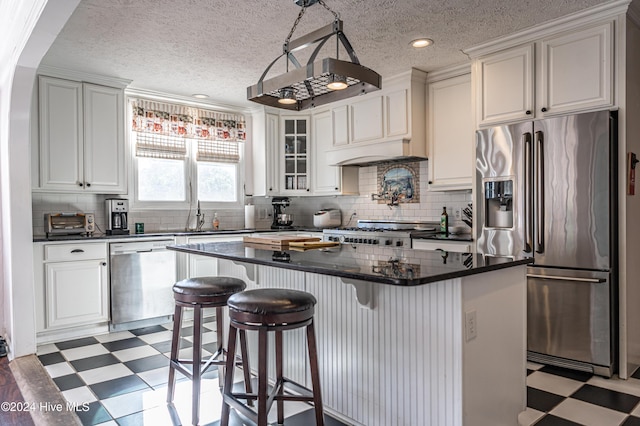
[220,288,324,426]
[167,276,252,426]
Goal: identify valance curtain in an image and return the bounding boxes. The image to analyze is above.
[130,99,245,163]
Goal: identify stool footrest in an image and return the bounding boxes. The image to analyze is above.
[223,376,317,424]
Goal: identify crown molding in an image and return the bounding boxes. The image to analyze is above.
[37,65,132,89]
[628,0,640,27]
[463,0,632,58]
[426,63,471,83]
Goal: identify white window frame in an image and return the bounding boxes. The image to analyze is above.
[128,130,245,211]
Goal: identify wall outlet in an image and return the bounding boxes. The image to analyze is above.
[454,207,461,220]
[465,310,478,341]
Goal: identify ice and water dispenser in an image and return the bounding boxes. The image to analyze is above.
[483,180,513,228]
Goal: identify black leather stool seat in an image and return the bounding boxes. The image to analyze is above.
[173,276,246,304]
[227,288,316,324]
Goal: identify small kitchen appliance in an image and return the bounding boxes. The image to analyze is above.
[313,209,341,228]
[106,198,129,235]
[45,212,95,237]
[475,110,618,376]
[271,197,294,229]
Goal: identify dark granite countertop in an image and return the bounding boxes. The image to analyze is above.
[168,241,531,286]
[32,227,324,243]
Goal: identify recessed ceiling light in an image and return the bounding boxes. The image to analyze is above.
[410,38,434,48]
[192,94,209,99]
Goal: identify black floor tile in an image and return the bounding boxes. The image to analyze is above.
[632,367,640,380]
[89,374,150,400]
[152,338,191,354]
[124,354,169,373]
[571,384,640,413]
[101,337,146,352]
[203,315,217,324]
[129,325,170,336]
[527,386,566,413]
[37,351,65,366]
[75,401,112,425]
[538,365,593,382]
[55,337,99,350]
[285,408,348,426]
[52,373,85,392]
[180,325,194,337]
[115,403,181,426]
[533,414,583,425]
[623,416,640,426]
[202,342,221,355]
[70,353,120,372]
[527,368,535,375]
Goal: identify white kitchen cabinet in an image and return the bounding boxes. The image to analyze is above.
[476,21,613,126]
[37,76,126,193]
[311,110,359,195]
[427,70,473,191]
[36,242,109,332]
[325,69,427,165]
[250,111,279,196]
[280,116,310,194]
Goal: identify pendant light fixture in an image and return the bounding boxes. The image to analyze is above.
[247,0,381,111]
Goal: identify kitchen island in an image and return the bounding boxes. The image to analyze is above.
[168,241,532,426]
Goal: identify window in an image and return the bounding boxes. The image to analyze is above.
[129,98,245,209]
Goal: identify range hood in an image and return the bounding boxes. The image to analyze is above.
[326,138,427,166]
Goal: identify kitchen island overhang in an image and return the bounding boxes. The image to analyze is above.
[168,241,532,426]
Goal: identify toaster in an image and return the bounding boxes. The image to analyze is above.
[45,213,95,237]
[313,209,341,228]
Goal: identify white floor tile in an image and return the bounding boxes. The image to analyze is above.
[518,407,544,426]
[526,361,544,371]
[549,398,627,426]
[526,371,585,397]
[61,344,109,361]
[587,375,640,398]
[94,421,118,426]
[138,366,178,388]
[44,361,76,378]
[122,404,183,426]
[631,401,640,417]
[36,343,59,355]
[95,331,136,343]
[78,363,134,385]
[113,345,162,362]
[61,386,98,405]
[184,330,218,345]
[138,330,173,345]
[101,387,166,419]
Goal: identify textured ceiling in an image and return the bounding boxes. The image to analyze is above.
[40,0,612,109]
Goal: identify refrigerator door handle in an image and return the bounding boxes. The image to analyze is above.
[535,131,545,254]
[526,273,606,283]
[523,132,533,253]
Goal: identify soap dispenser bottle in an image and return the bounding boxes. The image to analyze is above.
[213,213,220,230]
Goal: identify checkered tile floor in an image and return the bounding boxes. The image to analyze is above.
[37,319,640,426]
[522,361,640,425]
[37,317,346,426]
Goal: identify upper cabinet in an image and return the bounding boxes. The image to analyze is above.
[427,69,473,191]
[281,116,310,194]
[474,21,614,126]
[37,75,126,193]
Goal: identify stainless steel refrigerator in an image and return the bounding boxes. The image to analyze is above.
[475,110,618,376]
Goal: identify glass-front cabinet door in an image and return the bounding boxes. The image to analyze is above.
[281,116,309,193]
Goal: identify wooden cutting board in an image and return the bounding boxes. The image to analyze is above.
[242,234,321,248]
[288,241,340,249]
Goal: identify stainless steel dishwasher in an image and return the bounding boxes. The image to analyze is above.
[109,239,176,331]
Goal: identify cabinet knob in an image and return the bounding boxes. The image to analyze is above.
[335,187,338,190]
[428,181,433,184]
[78,182,83,187]
[269,187,272,191]
[86,182,91,187]
[306,188,310,192]
[525,110,532,115]
[541,107,548,112]
[101,262,107,266]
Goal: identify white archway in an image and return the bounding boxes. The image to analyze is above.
[1,0,80,358]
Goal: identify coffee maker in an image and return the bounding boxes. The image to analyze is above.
[271,197,293,229]
[105,198,129,235]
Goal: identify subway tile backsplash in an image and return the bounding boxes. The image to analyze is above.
[31,160,471,236]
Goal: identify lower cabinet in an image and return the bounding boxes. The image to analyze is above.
[184,235,245,278]
[34,242,109,339]
[412,239,472,253]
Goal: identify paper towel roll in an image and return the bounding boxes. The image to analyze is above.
[245,204,255,229]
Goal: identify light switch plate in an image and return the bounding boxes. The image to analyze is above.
[465,310,477,341]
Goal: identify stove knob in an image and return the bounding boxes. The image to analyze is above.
[358,238,363,243]
[339,235,346,243]
[385,240,392,246]
[373,239,379,244]
[396,241,403,247]
[366,239,373,244]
